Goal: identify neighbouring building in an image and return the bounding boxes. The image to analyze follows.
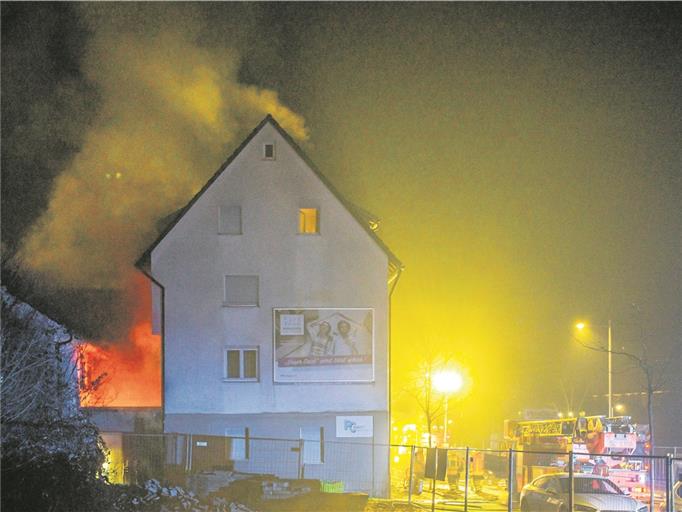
[135,115,402,495]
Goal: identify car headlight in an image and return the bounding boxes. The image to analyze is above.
[574,505,597,512]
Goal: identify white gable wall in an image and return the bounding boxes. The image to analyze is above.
[150,122,389,416]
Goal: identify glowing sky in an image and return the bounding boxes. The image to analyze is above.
[2,3,680,445]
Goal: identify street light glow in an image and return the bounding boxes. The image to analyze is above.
[573,319,615,417]
[432,370,464,394]
[432,369,465,447]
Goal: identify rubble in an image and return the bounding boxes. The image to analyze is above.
[187,470,260,498]
[108,473,368,511]
[112,479,255,512]
[210,475,369,512]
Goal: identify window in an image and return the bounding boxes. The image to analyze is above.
[535,477,552,490]
[218,206,242,235]
[560,477,622,495]
[224,348,259,381]
[225,427,249,460]
[300,427,324,464]
[545,478,561,494]
[298,208,319,234]
[224,275,258,306]
[263,143,275,160]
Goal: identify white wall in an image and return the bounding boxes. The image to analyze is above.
[151,122,389,417]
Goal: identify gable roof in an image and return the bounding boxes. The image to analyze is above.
[136,114,403,275]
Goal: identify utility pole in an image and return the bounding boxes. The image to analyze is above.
[608,319,613,417]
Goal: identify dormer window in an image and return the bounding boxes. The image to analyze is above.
[263,143,275,160]
[298,208,319,234]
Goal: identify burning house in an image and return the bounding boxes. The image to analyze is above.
[115,115,403,494]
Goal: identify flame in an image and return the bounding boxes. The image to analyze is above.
[79,275,161,408]
[79,322,161,408]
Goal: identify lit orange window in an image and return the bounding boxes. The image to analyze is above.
[298,208,318,234]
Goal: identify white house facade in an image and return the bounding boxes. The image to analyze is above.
[136,115,402,494]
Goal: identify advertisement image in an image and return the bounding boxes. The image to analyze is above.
[273,308,374,382]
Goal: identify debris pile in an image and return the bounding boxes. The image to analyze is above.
[187,470,258,498]
[210,475,369,511]
[110,474,368,511]
[112,479,254,512]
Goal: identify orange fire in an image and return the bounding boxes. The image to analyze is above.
[78,276,161,408]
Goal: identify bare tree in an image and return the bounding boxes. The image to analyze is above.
[1,285,110,510]
[402,348,455,448]
[1,251,109,419]
[574,316,676,512]
[574,323,671,453]
[0,249,114,510]
[2,292,72,422]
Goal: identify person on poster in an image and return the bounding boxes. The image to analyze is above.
[334,319,359,356]
[309,321,334,356]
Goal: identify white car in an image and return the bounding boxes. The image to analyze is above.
[520,473,648,512]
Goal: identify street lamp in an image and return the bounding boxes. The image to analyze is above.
[576,320,613,417]
[433,370,464,446]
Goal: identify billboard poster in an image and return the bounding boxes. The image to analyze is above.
[273,308,374,382]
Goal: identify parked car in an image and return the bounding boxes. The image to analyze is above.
[520,473,648,512]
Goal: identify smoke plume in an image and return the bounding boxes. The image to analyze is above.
[9,6,308,405]
[19,5,307,293]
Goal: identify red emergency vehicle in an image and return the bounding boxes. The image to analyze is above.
[504,415,651,501]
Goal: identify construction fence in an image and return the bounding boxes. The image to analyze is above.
[100,432,682,511]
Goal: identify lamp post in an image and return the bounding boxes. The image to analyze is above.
[433,370,464,446]
[576,320,613,417]
[607,319,612,417]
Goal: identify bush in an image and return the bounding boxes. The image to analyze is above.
[1,452,109,512]
[1,420,110,512]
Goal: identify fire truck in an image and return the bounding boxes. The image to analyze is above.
[504,415,651,501]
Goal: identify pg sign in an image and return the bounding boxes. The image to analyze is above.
[336,415,374,438]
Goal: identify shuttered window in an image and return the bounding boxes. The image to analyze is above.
[218,206,242,235]
[224,275,258,306]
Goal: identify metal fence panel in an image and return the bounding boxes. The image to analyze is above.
[99,433,681,509]
[301,440,385,494]
[465,448,510,511]
[234,437,300,479]
[388,444,411,500]
[671,458,682,512]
